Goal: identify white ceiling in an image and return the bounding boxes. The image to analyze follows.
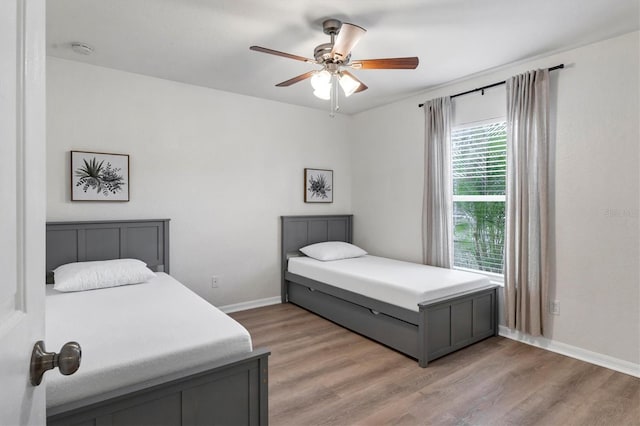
[47,0,639,115]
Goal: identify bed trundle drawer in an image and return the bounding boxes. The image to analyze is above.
[288,281,419,358]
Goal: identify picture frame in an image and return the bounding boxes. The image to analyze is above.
[71,150,130,201]
[304,168,333,203]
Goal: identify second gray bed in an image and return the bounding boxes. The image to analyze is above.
[281,215,499,367]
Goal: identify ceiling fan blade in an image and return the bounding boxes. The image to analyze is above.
[351,57,419,70]
[341,70,368,93]
[250,46,314,63]
[331,23,366,60]
[275,71,316,87]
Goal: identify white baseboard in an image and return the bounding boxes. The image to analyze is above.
[499,325,640,378]
[219,296,281,314]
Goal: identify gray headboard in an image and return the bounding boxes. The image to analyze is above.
[46,219,170,283]
[280,215,353,302]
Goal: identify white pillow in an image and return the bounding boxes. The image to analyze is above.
[53,259,156,292]
[299,241,367,261]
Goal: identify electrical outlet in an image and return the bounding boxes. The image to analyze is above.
[211,276,219,288]
[550,300,560,315]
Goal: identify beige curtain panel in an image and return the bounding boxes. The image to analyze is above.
[422,96,453,268]
[504,69,550,336]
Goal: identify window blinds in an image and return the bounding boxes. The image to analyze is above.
[452,121,507,274]
[452,121,507,197]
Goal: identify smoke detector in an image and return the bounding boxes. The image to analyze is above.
[71,42,94,55]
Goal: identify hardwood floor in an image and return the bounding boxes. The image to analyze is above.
[230,303,640,426]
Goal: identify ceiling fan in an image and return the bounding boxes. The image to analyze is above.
[250,18,419,115]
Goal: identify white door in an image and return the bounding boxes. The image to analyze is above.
[0,0,47,424]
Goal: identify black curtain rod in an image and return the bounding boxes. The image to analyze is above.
[418,64,564,108]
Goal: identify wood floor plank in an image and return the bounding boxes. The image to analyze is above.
[230,303,640,426]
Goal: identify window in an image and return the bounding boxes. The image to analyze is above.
[452,120,506,275]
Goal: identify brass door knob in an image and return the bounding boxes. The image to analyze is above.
[30,340,81,386]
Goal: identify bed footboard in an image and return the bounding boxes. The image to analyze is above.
[47,349,270,426]
[418,286,498,367]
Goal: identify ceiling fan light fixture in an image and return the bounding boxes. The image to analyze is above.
[310,70,332,91]
[338,73,360,97]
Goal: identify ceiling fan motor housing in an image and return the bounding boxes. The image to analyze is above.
[314,43,351,64]
[314,43,333,62]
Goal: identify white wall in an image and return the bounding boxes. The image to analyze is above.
[349,32,640,365]
[47,32,639,367]
[47,57,352,306]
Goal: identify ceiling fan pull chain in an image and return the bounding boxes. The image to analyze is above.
[334,75,339,112]
[330,74,339,117]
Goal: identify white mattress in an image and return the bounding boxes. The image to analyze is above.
[45,272,252,408]
[288,255,491,312]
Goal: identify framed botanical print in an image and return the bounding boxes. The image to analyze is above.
[71,151,129,201]
[304,168,333,203]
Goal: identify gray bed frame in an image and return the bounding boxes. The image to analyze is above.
[281,215,498,367]
[46,219,269,426]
